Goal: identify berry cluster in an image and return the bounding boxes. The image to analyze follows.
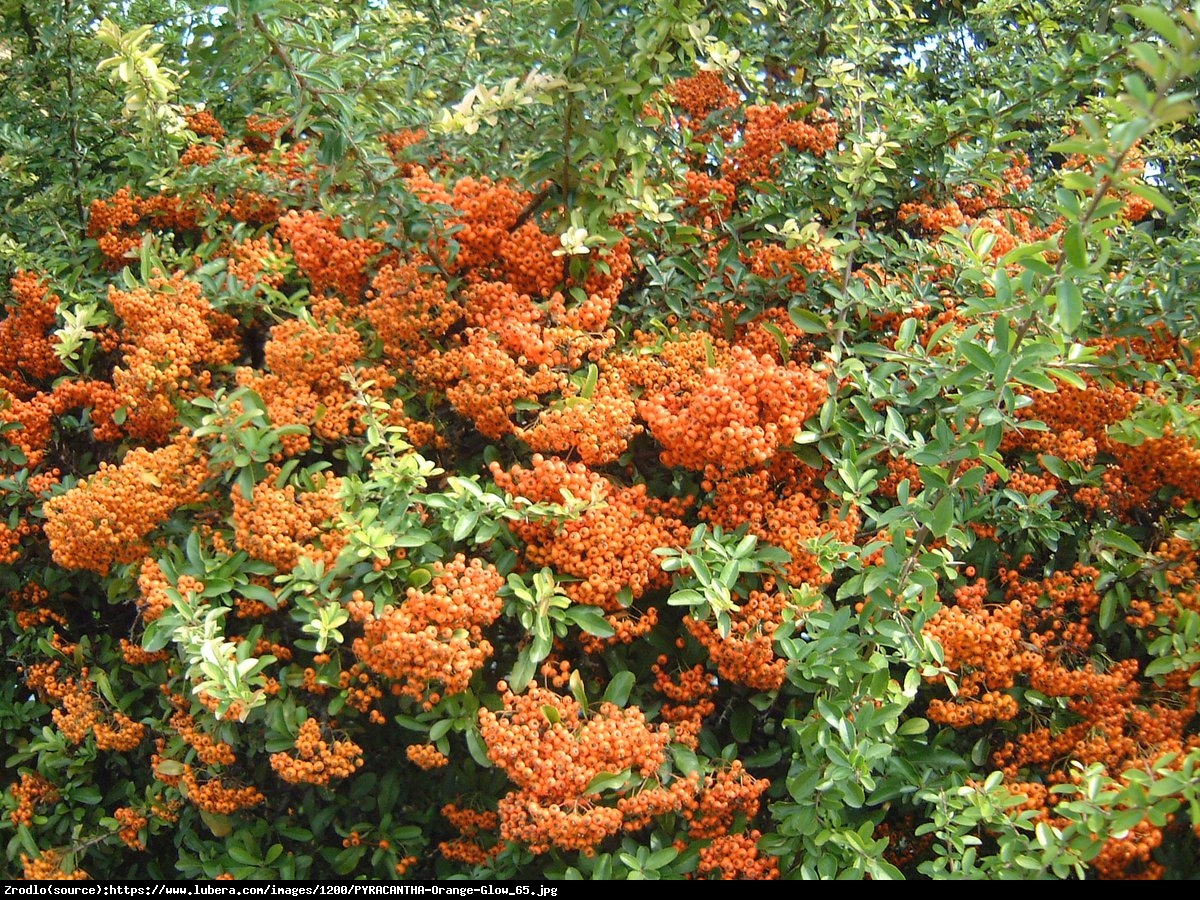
[269,717,364,786]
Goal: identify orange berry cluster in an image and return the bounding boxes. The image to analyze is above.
[365,260,459,372]
[478,680,671,854]
[683,585,791,692]
[640,346,826,475]
[921,560,1200,877]
[0,271,62,395]
[0,377,123,469]
[276,210,383,300]
[180,767,265,815]
[380,127,427,170]
[183,107,226,141]
[899,151,1043,263]
[0,520,32,569]
[120,637,170,666]
[230,469,346,573]
[678,170,737,223]
[7,772,59,827]
[1127,537,1200,628]
[170,710,237,767]
[135,557,175,623]
[666,70,741,128]
[438,803,501,866]
[10,582,68,631]
[23,652,146,751]
[351,555,504,708]
[87,186,151,269]
[721,103,839,186]
[405,742,450,770]
[694,830,779,880]
[682,760,770,840]
[439,176,530,274]
[269,717,364,786]
[227,234,289,291]
[113,806,148,851]
[43,434,210,575]
[518,366,642,467]
[365,166,638,455]
[922,583,1035,727]
[86,112,320,268]
[20,849,88,880]
[237,314,396,455]
[488,455,692,613]
[108,272,240,442]
[335,662,383,717]
[651,659,716,734]
[700,454,860,589]
[93,711,147,753]
[441,327,569,440]
[743,240,836,294]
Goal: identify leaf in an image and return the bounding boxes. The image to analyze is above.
[897,717,929,736]
[226,844,260,867]
[666,589,705,607]
[583,769,630,795]
[1062,223,1089,270]
[929,493,955,539]
[580,363,599,399]
[1111,807,1146,835]
[199,809,233,838]
[1123,4,1185,51]
[451,510,480,542]
[788,306,827,333]
[959,341,993,372]
[731,703,753,742]
[1144,656,1180,678]
[466,726,493,768]
[569,668,588,711]
[565,604,616,637]
[603,671,635,707]
[508,652,537,692]
[1055,281,1084,334]
[155,759,185,778]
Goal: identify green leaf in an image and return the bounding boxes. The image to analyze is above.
[466,726,493,768]
[580,363,599,399]
[200,810,233,838]
[667,589,705,607]
[1055,281,1084,334]
[603,671,636,707]
[731,703,753,742]
[583,769,630,795]
[1062,223,1088,270]
[897,717,929,736]
[960,341,993,372]
[788,307,827,334]
[1111,807,1146,834]
[565,604,616,637]
[929,493,955,539]
[1144,656,1180,678]
[1123,4,1185,51]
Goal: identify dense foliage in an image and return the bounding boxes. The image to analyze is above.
[3,0,1200,881]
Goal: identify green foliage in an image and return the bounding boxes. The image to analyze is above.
[3,0,1200,883]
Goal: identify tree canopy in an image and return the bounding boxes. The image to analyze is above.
[2,0,1200,881]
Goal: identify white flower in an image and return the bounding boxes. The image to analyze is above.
[553,226,592,256]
